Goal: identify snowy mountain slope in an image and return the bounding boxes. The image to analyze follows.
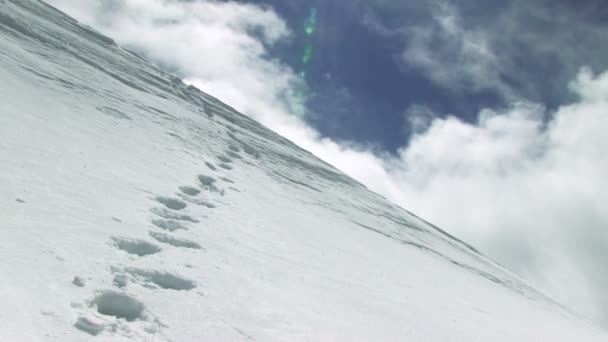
[0,0,606,340]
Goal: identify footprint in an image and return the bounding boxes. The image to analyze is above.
[226,151,242,159]
[89,291,146,322]
[75,291,163,336]
[155,196,187,210]
[219,177,234,184]
[205,161,217,171]
[151,219,187,232]
[73,276,86,287]
[219,163,233,170]
[149,231,202,249]
[115,268,196,291]
[179,186,201,196]
[150,207,199,223]
[228,144,240,152]
[217,155,232,163]
[198,175,220,192]
[198,175,216,185]
[110,237,162,257]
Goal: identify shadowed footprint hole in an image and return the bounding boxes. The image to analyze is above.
[91,291,145,322]
[205,161,217,171]
[219,163,233,170]
[155,196,187,210]
[217,155,232,163]
[198,175,220,191]
[111,237,161,257]
[179,186,201,196]
[198,175,216,186]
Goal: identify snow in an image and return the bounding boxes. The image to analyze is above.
[0,0,607,340]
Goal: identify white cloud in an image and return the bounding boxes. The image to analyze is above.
[399,2,511,98]
[47,0,304,121]
[48,0,608,327]
[364,0,608,104]
[404,104,438,134]
[388,69,608,324]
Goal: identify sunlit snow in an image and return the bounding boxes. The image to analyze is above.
[0,1,606,341]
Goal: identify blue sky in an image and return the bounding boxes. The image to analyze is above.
[278,1,450,151]
[259,0,469,151]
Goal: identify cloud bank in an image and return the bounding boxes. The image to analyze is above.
[48,0,608,327]
[400,2,508,97]
[364,0,608,106]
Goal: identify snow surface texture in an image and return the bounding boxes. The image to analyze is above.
[0,0,606,341]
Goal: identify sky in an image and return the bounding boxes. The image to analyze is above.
[48,0,608,328]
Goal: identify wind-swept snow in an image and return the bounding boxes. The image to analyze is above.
[0,0,607,341]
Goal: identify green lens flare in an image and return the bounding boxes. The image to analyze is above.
[299,7,317,81]
[302,45,313,64]
[305,8,317,35]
